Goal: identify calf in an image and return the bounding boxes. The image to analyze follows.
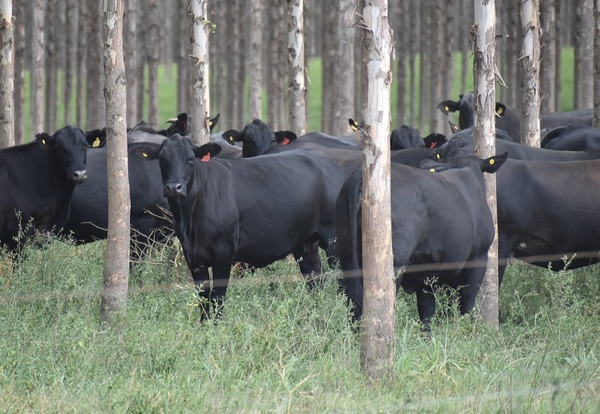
[335,151,507,328]
[132,135,346,316]
[0,126,98,251]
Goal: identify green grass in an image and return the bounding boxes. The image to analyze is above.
[0,234,598,412]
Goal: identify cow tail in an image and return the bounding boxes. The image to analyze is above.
[336,169,364,320]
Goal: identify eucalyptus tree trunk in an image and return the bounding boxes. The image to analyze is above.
[124,0,138,126]
[30,0,46,134]
[248,0,263,121]
[359,0,395,380]
[555,1,563,110]
[473,0,499,329]
[44,0,57,133]
[540,0,556,113]
[594,0,600,127]
[519,0,541,147]
[460,0,470,96]
[77,0,88,129]
[101,0,130,325]
[407,0,418,127]
[177,0,190,114]
[429,0,443,133]
[393,0,406,125]
[574,0,594,109]
[418,0,430,131]
[189,0,210,145]
[13,0,24,144]
[135,0,145,121]
[87,0,105,130]
[0,0,14,148]
[331,0,354,134]
[504,1,520,108]
[147,0,159,127]
[321,1,335,133]
[64,0,77,125]
[287,0,306,137]
[267,0,286,130]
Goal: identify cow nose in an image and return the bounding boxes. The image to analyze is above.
[164,182,185,197]
[73,170,88,183]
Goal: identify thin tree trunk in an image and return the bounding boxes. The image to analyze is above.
[13,0,24,144]
[321,1,335,133]
[441,0,455,122]
[554,0,563,110]
[268,0,285,130]
[288,0,306,137]
[574,0,594,109]
[101,0,130,326]
[248,0,263,120]
[124,0,138,126]
[359,0,395,380]
[473,0,499,329]
[234,0,246,125]
[331,0,354,134]
[30,0,46,135]
[177,0,189,115]
[147,0,159,126]
[0,0,14,148]
[429,0,442,133]
[87,0,105,129]
[519,0,541,147]
[44,0,56,133]
[418,0,430,131]
[64,0,77,125]
[505,2,520,108]
[136,0,145,121]
[189,0,210,145]
[407,0,418,127]
[460,0,470,96]
[76,0,87,129]
[594,0,600,127]
[540,0,556,113]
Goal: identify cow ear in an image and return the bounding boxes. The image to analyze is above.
[86,129,106,148]
[480,151,508,173]
[436,100,460,114]
[423,133,446,148]
[194,143,222,162]
[222,129,241,145]
[131,143,161,160]
[274,130,297,145]
[495,103,506,118]
[36,132,54,150]
[449,121,460,133]
[208,113,220,132]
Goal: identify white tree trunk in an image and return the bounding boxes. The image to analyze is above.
[30,0,45,134]
[519,0,541,147]
[0,0,14,148]
[101,0,131,325]
[359,0,395,380]
[124,0,138,127]
[189,0,210,145]
[248,0,263,121]
[594,0,600,127]
[473,0,499,329]
[288,0,306,136]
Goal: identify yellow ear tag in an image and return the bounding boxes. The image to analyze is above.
[496,107,504,116]
[489,159,495,165]
[445,106,449,112]
[228,135,234,142]
[350,123,357,131]
[142,152,149,158]
[93,137,101,148]
[209,121,213,126]
[42,139,46,145]
[429,168,436,173]
[436,153,441,159]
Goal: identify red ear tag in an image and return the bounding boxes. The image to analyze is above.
[430,142,437,148]
[182,121,187,130]
[282,137,290,145]
[201,154,211,162]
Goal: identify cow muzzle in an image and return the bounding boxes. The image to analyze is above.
[164,182,185,198]
[72,170,88,183]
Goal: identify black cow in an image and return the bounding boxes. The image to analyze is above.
[445,127,600,161]
[541,125,600,151]
[389,125,426,149]
[132,135,346,317]
[335,152,507,327]
[222,119,298,158]
[493,157,600,282]
[0,126,99,251]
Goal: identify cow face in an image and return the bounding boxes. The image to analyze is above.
[36,125,96,184]
[223,119,290,158]
[132,135,222,198]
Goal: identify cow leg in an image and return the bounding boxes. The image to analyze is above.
[294,238,322,288]
[208,262,232,318]
[458,266,486,315]
[416,287,436,331]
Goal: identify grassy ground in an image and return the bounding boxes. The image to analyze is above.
[0,234,598,413]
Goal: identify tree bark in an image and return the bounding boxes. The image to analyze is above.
[321,1,334,133]
[554,0,563,110]
[540,0,556,113]
[407,0,418,127]
[44,0,57,133]
[124,0,138,126]
[30,0,46,135]
[267,0,286,130]
[87,0,105,130]
[248,0,263,121]
[64,0,77,125]
[393,0,406,126]
[177,0,189,114]
[330,0,354,135]
[519,0,541,147]
[418,0,430,131]
[473,0,499,329]
[101,0,130,326]
[594,0,600,127]
[359,0,395,380]
[147,0,159,126]
[287,0,306,137]
[189,0,210,145]
[77,0,88,129]
[574,0,594,109]
[13,0,23,144]
[0,0,14,148]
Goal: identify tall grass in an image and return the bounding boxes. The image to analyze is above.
[0,234,598,412]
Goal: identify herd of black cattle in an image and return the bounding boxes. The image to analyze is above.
[3,92,600,329]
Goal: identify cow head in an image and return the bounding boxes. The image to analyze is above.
[36,125,100,184]
[437,92,508,131]
[222,119,297,158]
[390,125,426,150]
[132,134,222,198]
